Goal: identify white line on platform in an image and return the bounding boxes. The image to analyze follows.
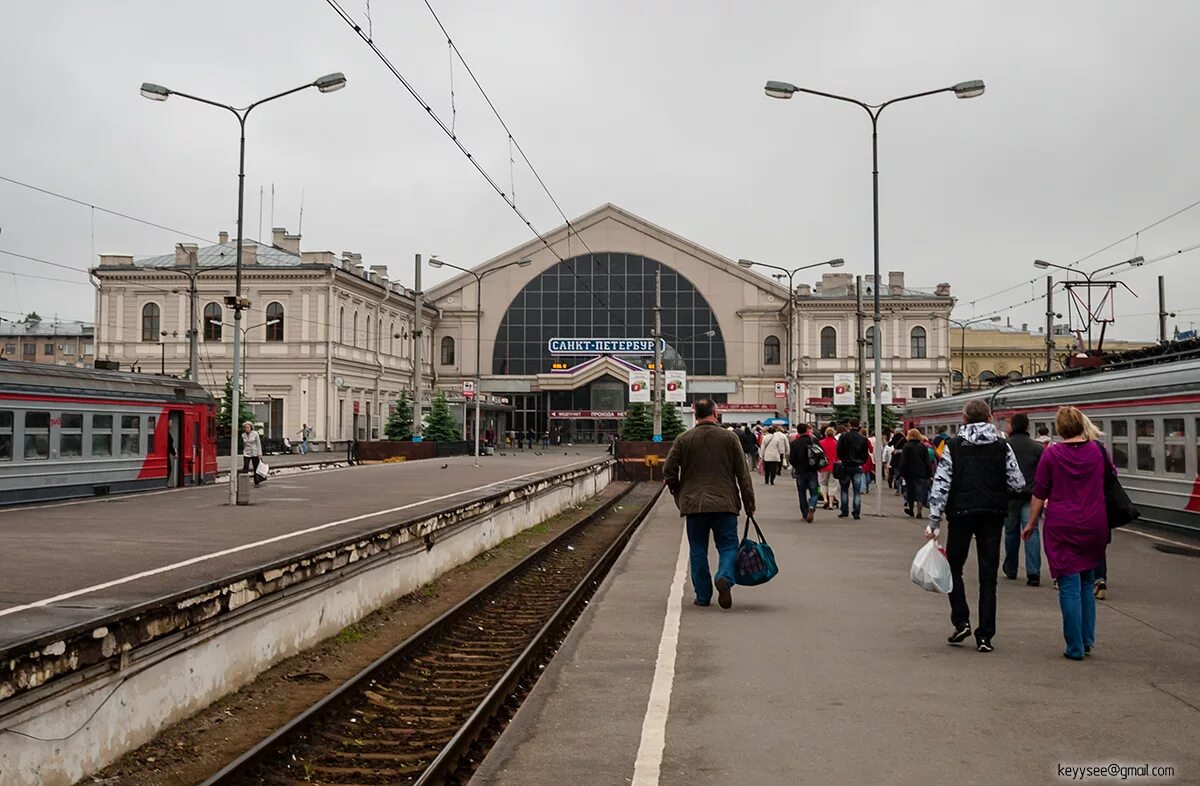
[0,458,602,620]
[631,529,689,786]
[1116,526,1199,550]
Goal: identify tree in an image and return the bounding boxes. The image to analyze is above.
[660,400,686,439]
[384,391,414,441]
[23,311,41,325]
[620,402,653,440]
[217,375,255,435]
[830,395,900,434]
[422,392,461,442]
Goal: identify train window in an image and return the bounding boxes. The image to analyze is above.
[1111,442,1129,470]
[1164,417,1186,475]
[25,412,50,460]
[120,415,141,456]
[1133,419,1155,472]
[60,413,83,458]
[1109,419,1128,438]
[1136,444,1155,473]
[92,414,113,457]
[1164,418,1185,437]
[1135,419,1154,438]
[0,410,12,461]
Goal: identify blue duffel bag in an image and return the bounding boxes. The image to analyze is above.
[734,515,778,586]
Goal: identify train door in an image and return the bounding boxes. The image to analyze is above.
[168,410,183,488]
[192,419,201,485]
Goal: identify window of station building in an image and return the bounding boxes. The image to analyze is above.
[44,343,56,356]
[951,369,963,383]
[763,336,781,366]
[203,303,222,340]
[390,322,396,356]
[377,318,383,353]
[864,327,876,359]
[821,386,834,399]
[120,415,142,456]
[1135,418,1155,472]
[910,326,927,359]
[60,412,83,458]
[365,316,372,351]
[92,414,113,457]
[0,410,12,460]
[820,327,837,359]
[1006,370,1022,381]
[978,370,997,384]
[441,336,456,366]
[339,307,346,344]
[1164,417,1186,475]
[141,303,160,341]
[912,387,928,400]
[266,302,284,341]
[3,343,15,355]
[24,411,50,460]
[353,311,359,347]
[491,254,726,377]
[22,343,35,356]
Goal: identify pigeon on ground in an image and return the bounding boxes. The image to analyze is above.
[440,464,449,469]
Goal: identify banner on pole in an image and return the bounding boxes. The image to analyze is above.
[628,370,650,403]
[833,374,856,406]
[871,372,893,405]
[774,381,788,399]
[665,370,686,403]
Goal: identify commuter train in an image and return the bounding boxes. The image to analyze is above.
[0,361,218,505]
[904,357,1200,536]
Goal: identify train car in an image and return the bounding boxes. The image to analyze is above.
[0,361,218,505]
[904,357,1200,536]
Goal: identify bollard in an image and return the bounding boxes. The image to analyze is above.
[237,472,251,505]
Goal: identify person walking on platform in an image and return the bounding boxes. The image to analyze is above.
[818,427,839,509]
[1022,407,1113,660]
[836,419,871,519]
[241,421,264,486]
[926,400,1024,653]
[664,399,756,610]
[1003,413,1045,586]
[738,424,759,473]
[760,426,788,485]
[789,423,825,522]
[898,428,935,518]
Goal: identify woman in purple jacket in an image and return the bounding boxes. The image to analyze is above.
[1022,406,1114,660]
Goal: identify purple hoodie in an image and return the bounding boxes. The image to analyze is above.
[1032,440,1113,576]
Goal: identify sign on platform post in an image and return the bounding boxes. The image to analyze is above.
[774,381,788,399]
[871,373,893,405]
[665,370,686,403]
[628,370,650,402]
[462,379,476,399]
[833,373,856,405]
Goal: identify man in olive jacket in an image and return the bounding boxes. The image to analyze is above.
[664,399,756,609]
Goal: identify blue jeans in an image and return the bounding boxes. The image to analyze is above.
[794,471,820,518]
[839,468,867,517]
[1057,569,1096,658]
[686,513,739,604]
[1003,499,1041,578]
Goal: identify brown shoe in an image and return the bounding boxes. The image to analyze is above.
[806,509,815,523]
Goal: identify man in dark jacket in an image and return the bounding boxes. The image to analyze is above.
[664,399,756,610]
[788,422,824,523]
[835,418,871,520]
[927,400,1025,653]
[737,424,759,472]
[1003,413,1044,585]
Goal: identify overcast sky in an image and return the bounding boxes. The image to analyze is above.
[3,0,1198,342]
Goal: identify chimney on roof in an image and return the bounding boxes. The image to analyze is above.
[370,264,389,280]
[301,250,335,265]
[174,243,198,268]
[935,282,951,296]
[888,271,905,295]
[219,231,229,245]
[795,283,811,296]
[1007,317,1012,327]
[271,227,300,255]
[240,239,257,265]
[99,253,133,267]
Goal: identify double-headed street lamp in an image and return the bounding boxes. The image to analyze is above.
[141,72,346,505]
[428,257,532,466]
[763,77,983,516]
[1033,256,1144,350]
[928,313,1000,392]
[738,258,844,424]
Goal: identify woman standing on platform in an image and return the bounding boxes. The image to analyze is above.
[241,421,264,486]
[1022,406,1112,660]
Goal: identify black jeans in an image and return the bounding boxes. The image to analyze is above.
[946,512,1005,642]
[242,455,262,485]
[763,461,782,485]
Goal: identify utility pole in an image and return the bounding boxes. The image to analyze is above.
[652,263,663,438]
[412,253,424,440]
[856,275,866,424]
[1158,275,1167,344]
[188,249,199,382]
[1044,276,1054,375]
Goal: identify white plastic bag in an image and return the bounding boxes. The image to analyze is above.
[911,539,952,594]
[255,460,270,479]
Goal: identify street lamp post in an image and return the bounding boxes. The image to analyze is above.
[738,258,844,426]
[141,72,346,505]
[929,313,1000,392]
[1033,256,1144,351]
[428,257,532,466]
[764,77,983,516]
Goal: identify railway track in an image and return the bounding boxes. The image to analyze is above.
[202,480,661,786]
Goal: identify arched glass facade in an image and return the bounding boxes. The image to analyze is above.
[492,254,726,376]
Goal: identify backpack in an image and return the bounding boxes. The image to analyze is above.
[934,438,948,461]
[806,440,827,470]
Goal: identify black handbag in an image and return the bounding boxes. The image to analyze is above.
[1100,444,1138,529]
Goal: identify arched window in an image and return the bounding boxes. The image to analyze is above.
[763,335,781,365]
[951,369,964,383]
[265,302,284,341]
[1006,370,1022,381]
[141,303,160,341]
[864,326,876,359]
[820,326,837,359]
[353,311,359,347]
[365,316,371,351]
[203,302,222,341]
[978,370,997,384]
[339,307,345,344]
[441,335,456,365]
[910,326,927,359]
[390,322,395,355]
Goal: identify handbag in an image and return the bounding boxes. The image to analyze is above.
[832,460,844,479]
[1098,445,1138,529]
[734,515,779,586]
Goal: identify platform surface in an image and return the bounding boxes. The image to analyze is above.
[475,473,1200,786]
[0,448,609,651]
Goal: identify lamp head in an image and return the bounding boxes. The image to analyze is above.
[703,330,716,338]
[952,80,986,99]
[140,82,170,101]
[826,258,845,268]
[988,317,1001,322]
[428,256,444,268]
[267,319,281,326]
[1125,255,1145,267]
[764,80,798,100]
[1033,260,1051,269]
[314,72,347,93]
[514,258,532,267]
[736,258,756,269]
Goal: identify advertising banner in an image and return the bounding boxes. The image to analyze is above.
[774,381,788,399]
[665,370,686,403]
[833,373,856,405]
[628,370,650,403]
[871,373,893,405]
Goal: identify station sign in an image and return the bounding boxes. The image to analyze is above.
[548,337,665,356]
[774,381,788,399]
[549,410,624,419]
[462,379,476,399]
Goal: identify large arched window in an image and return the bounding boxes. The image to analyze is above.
[339,307,345,344]
[141,303,160,342]
[864,326,876,359]
[763,335,781,365]
[951,369,964,383]
[978,370,997,384]
[910,326,927,359]
[820,326,837,358]
[203,303,222,341]
[265,302,284,341]
[353,311,359,347]
[441,336,456,365]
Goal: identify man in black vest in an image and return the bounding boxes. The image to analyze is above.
[926,399,1025,653]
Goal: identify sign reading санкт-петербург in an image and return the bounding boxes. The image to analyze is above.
[547,337,666,355]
